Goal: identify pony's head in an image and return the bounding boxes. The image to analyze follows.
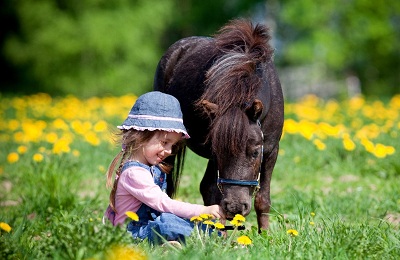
[201,99,264,218]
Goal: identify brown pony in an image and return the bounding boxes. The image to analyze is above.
[153,19,284,231]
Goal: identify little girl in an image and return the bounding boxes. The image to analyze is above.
[104,91,224,245]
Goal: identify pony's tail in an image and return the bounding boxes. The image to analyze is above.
[214,19,273,63]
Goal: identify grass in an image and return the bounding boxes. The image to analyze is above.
[0,93,399,259]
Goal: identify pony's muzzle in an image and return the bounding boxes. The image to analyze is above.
[221,198,251,219]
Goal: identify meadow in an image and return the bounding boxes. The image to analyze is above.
[1,93,399,259]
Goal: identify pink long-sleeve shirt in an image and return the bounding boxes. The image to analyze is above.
[105,166,204,226]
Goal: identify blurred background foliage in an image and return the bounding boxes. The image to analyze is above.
[1,0,399,98]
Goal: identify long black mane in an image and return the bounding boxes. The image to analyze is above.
[195,19,273,157]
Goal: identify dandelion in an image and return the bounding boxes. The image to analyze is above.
[105,245,147,260]
[190,215,204,247]
[200,213,213,220]
[45,132,58,143]
[309,221,315,226]
[72,150,80,157]
[125,211,139,221]
[214,222,225,230]
[52,138,71,154]
[0,222,12,233]
[237,235,252,246]
[287,229,298,237]
[190,216,203,222]
[313,139,326,150]
[372,143,387,158]
[7,152,19,163]
[230,214,245,227]
[233,214,246,222]
[203,220,214,226]
[224,214,247,252]
[84,132,100,146]
[310,212,316,217]
[33,153,44,162]
[17,145,28,154]
[342,134,356,151]
[94,120,108,132]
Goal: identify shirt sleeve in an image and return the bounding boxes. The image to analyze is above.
[119,166,204,219]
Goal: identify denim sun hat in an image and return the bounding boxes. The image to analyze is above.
[118,91,189,139]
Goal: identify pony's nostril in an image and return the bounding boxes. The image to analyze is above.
[243,203,248,212]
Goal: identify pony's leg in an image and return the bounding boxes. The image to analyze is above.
[255,145,279,231]
[200,159,222,206]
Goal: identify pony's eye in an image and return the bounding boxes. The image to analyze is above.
[251,150,259,158]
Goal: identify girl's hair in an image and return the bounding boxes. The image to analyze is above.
[106,129,185,213]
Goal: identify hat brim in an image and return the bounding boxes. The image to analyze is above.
[118,118,190,139]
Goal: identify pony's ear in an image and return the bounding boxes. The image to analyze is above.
[246,99,263,121]
[201,100,219,117]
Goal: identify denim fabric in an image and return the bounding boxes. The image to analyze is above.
[117,91,189,138]
[124,161,194,244]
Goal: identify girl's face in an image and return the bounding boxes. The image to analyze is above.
[135,131,181,166]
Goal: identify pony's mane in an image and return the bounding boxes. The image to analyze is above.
[196,19,273,116]
[195,19,272,157]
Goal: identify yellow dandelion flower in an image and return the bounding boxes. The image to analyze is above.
[72,150,80,157]
[84,132,100,146]
[214,222,225,230]
[0,222,12,233]
[190,216,203,222]
[199,213,213,220]
[125,211,139,222]
[230,219,244,227]
[94,120,108,132]
[310,212,316,217]
[343,136,356,151]
[52,119,69,130]
[287,229,298,237]
[33,153,44,162]
[203,220,214,226]
[385,145,395,155]
[105,245,147,260]
[45,132,58,143]
[313,139,326,151]
[8,119,19,131]
[7,152,19,163]
[309,221,315,226]
[17,145,28,154]
[52,138,71,154]
[372,143,387,158]
[233,214,246,222]
[237,235,252,246]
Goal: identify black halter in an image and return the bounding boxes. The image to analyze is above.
[216,120,264,197]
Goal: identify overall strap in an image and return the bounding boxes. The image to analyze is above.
[121,161,167,191]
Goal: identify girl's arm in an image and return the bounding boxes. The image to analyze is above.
[120,167,206,219]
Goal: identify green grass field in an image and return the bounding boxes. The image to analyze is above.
[1,93,399,259]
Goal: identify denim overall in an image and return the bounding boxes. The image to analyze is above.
[124,161,194,244]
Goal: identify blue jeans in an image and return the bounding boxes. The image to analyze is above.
[127,204,194,244]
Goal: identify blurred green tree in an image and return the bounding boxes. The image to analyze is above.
[2,0,173,97]
[273,0,400,96]
[162,0,264,47]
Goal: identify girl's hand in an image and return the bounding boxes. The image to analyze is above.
[201,205,225,220]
